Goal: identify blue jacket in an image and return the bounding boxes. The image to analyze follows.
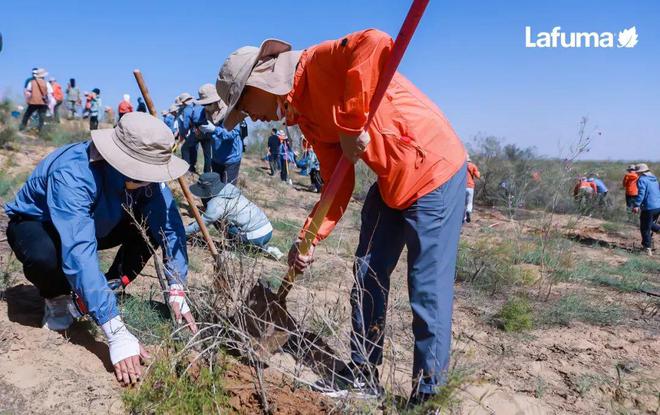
[588,178,608,193]
[210,121,243,165]
[163,114,175,132]
[4,142,188,325]
[177,104,205,142]
[634,174,660,211]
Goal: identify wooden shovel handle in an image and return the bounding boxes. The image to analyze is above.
[276,0,431,300]
[133,69,219,260]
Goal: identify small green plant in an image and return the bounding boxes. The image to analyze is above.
[0,125,19,148]
[541,294,623,326]
[120,291,171,345]
[534,376,547,398]
[493,297,534,332]
[40,124,87,146]
[123,352,229,414]
[601,221,624,234]
[403,370,468,414]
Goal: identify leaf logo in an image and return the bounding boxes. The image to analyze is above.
[617,26,638,48]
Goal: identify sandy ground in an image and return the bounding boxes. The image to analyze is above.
[0,136,658,414]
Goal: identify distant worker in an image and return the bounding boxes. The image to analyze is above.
[82,91,92,118]
[279,130,293,185]
[587,175,608,206]
[118,94,133,121]
[20,68,52,133]
[24,68,37,88]
[307,146,323,193]
[622,164,639,212]
[266,128,281,176]
[176,92,205,174]
[104,107,114,124]
[573,177,597,200]
[65,78,81,119]
[465,155,481,223]
[50,77,64,123]
[631,164,660,256]
[186,173,279,255]
[195,84,243,183]
[136,97,147,113]
[239,120,249,153]
[89,88,102,130]
[162,104,178,134]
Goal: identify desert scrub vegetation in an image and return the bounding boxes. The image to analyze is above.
[540,293,623,326]
[123,348,230,414]
[492,296,535,332]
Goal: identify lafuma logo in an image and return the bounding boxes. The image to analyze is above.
[525,26,639,48]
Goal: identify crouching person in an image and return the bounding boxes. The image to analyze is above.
[4,112,196,386]
[185,173,281,257]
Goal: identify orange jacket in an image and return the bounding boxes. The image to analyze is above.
[622,172,638,196]
[467,162,480,189]
[574,179,597,196]
[287,29,466,244]
[118,101,133,115]
[51,81,64,102]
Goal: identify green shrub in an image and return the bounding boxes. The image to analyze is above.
[123,353,229,414]
[493,297,534,332]
[541,294,623,326]
[120,292,171,345]
[40,124,87,146]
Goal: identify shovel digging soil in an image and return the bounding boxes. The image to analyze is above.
[241,0,431,355]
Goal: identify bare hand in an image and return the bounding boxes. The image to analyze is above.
[340,131,371,163]
[632,207,640,214]
[114,344,150,386]
[288,239,316,273]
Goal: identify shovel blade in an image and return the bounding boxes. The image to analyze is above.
[242,282,296,354]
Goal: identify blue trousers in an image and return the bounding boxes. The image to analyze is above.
[351,164,466,394]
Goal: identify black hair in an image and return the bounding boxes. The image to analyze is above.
[70,78,76,87]
[92,88,100,95]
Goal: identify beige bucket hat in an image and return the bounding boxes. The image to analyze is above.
[34,68,48,78]
[91,112,188,182]
[635,163,651,174]
[168,104,179,114]
[216,39,297,130]
[195,83,221,105]
[177,92,195,106]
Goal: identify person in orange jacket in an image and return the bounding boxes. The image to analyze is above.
[49,77,64,123]
[216,29,467,404]
[465,155,481,223]
[622,164,639,212]
[117,94,133,121]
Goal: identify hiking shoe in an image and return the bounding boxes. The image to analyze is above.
[465,212,471,223]
[265,246,284,260]
[645,248,653,257]
[42,294,74,331]
[315,363,384,399]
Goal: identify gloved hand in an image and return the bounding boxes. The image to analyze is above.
[339,130,371,163]
[168,284,198,333]
[102,316,149,386]
[199,121,216,134]
[287,238,315,273]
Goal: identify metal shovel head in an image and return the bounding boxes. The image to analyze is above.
[242,281,296,354]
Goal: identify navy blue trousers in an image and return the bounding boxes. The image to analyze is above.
[351,164,466,394]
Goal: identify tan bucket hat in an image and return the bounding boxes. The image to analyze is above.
[635,163,650,174]
[195,83,221,105]
[91,112,188,182]
[216,39,294,130]
[34,68,48,78]
[177,92,195,106]
[168,104,179,114]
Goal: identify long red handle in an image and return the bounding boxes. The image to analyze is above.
[277,0,430,299]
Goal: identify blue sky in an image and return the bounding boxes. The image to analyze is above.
[1,0,658,160]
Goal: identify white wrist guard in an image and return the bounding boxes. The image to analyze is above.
[101,316,139,365]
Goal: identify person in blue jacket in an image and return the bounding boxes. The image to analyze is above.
[161,105,177,132]
[631,163,660,255]
[177,92,211,174]
[4,112,196,386]
[195,84,243,184]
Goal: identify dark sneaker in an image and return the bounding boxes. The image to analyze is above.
[465,212,471,223]
[314,363,384,399]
